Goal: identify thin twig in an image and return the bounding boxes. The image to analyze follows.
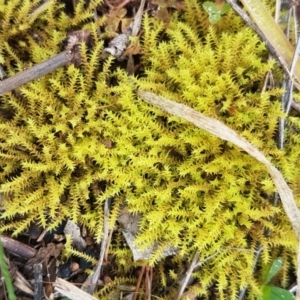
[131,0,146,37]
[133,265,146,300]
[83,198,111,294]
[274,0,281,23]
[0,50,73,95]
[0,65,6,80]
[1,235,37,259]
[145,266,152,300]
[0,30,91,96]
[194,250,223,269]
[105,0,133,10]
[29,0,52,18]
[284,34,300,113]
[175,251,200,300]
[126,0,146,74]
[54,278,98,300]
[104,228,114,263]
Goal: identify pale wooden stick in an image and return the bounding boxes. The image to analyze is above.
[54,278,98,300]
[138,90,300,237]
[82,198,111,294]
[138,89,300,299]
[175,251,199,300]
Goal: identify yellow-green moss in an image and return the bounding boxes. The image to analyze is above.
[0,0,299,299]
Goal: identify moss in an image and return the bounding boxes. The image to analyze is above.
[0,0,299,298]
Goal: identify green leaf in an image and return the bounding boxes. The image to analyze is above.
[262,285,271,299]
[203,2,229,24]
[0,235,16,300]
[264,257,283,284]
[203,2,218,14]
[220,3,231,15]
[209,13,221,24]
[262,285,294,300]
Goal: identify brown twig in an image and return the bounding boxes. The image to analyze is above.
[1,235,37,259]
[133,265,146,300]
[145,266,153,300]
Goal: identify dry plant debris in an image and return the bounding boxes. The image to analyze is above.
[0,0,300,299]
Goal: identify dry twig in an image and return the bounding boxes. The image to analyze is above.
[175,251,199,300]
[0,30,91,96]
[0,51,73,95]
[82,198,111,294]
[138,89,300,299]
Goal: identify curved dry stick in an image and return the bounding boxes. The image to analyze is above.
[138,89,300,298]
[138,90,300,237]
